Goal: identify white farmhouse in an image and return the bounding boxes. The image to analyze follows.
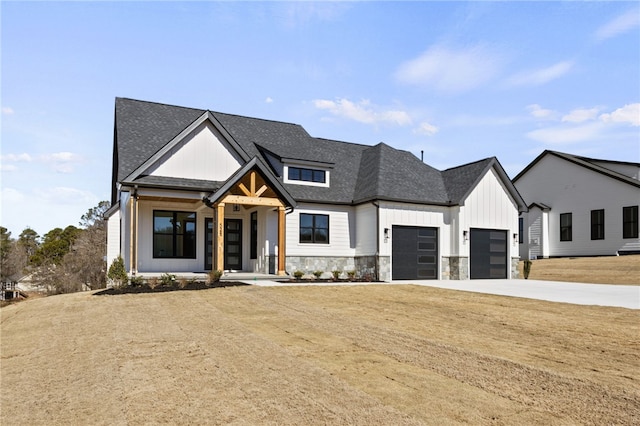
[106,98,526,281]
[513,150,640,259]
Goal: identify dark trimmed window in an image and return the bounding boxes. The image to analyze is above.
[623,206,638,239]
[300,213,329,244]
[560,213,572,241]
[518,218,524,243]
[591,209,605,240]
[250,211,258,259]
[288,167,326,183]
[153,211,196,258]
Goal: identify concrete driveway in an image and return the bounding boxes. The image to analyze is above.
[398,279,640,310]
[250,278,639,309]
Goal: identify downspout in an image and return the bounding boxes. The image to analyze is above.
[372,201,380,281]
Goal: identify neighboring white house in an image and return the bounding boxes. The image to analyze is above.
[513,150,640,259]
[106,98,527,281]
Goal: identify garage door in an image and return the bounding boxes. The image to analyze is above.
[470,228,507,279]
[392,226,438,280]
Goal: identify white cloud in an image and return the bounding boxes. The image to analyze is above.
[527,104,556,119]
[34,186,98,205]
[507,61,573,87]
[280,2,350,28]
[40,151,83,173]
[0,153,33,162]
[2,107,14,115]
[265,97,274,104]
[599,103,640,126]
[526,122,605,144]
[562,107,600,123]
[595,9,640,41]
[414,122,439,136]
[395,44,504,93]
[312,98,412,126]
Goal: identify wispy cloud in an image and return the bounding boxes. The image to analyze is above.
[265,97,274,104]
[395,44,504,93]
[507,61,573,87]
[279,2,350,28]
[2,107,14,115]
[527,122,605,145]
[595,8,640,41]
[562,107,600,123]
[313,98,412,126]
[599,103,640,126]
[527,104,556,120]
[414,122,439,136]
[1,151,83,173]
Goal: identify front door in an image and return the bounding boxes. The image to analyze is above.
[205,218,213,270]
[224,219,242,271]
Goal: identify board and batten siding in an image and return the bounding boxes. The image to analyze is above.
[145,121,243,182]
[106,208,121,271]
[515,154,640,256]
[377,202,451,257]
[355,203,377,256]
[458,167,520,259]
[286,203,356,257]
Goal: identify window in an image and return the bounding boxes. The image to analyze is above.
[591,209,605,240]
[518,218,524,244]
[623,206,639,239]
[560,213,572,241]
[299,213,329,244]
[250,211,258,259]
[153,211,196,258]
[288,167,326,183]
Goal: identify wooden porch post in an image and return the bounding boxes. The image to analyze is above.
[277,206,286,275]
[216,203,225,271]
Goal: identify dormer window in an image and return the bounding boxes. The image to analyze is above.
[288,167,326,183]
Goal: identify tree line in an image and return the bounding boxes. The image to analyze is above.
[0,201,110,294]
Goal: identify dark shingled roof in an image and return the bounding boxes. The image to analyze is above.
[112,98,526,209]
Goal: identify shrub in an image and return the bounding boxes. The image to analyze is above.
[130,275,144,287]
[347,270,356,280]
[523,259,533,279]
[331,270,342,280]
[313,270,323,279]
[107,256,128,288]
[207,270,223,284]
[160,273,176,286]
[148,277,159,289]
[293,270,304,280]
[178,278,189,289]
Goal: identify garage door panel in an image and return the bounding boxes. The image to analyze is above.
[470,228,507,279]
[392,226,438,280]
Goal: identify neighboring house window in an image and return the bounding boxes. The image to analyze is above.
[623,206,639,239]
[518,218,524,243]
[288,167,326,183]
[560,213,572,241]
[250,211,258,259]
[299,213,329,244]
[153,211,196,258]
[591,209,605,240]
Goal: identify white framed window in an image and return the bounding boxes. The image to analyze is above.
[283,165,330,187]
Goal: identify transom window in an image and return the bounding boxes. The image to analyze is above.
[299,213,329,244]
[623,206,638,239]
[591,209,605,240]
[153,211,196,258]
[288,167,326,183]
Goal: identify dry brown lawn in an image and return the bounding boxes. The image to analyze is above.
[2,284,638,425]
[519,254,640,285]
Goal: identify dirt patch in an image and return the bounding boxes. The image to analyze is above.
[2,285,638,425]
[519,254,640,284]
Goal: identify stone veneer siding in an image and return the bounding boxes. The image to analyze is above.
[511,257,520,279]
[441,256,469,280]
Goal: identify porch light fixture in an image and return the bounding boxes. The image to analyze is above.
[463,230,468,241]
[384,228,389,242]
[513,233,518,243]
[233,204,241,212]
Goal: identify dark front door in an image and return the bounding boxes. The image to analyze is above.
[205,218,213,270]
[392,226,438,280]
[470,228,507,279]
[224,219,242,271]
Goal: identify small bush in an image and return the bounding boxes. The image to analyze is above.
[160,273,176,286]
[331,270,342,280]
[347,270,356,280]
[207,270,223,284]
[148,277,159,289]
[523,259,533,279]
[107,256,128,288]
[130,275,144,287]
[178,278,189,289]
[293,270,304,280]
[313,270,323,279]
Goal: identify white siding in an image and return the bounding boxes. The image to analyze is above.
[106,208,121,270]
[355,203,377,256]
[286,203,356,257]
[146,122,243,181]
[515,155,640,256]
[459,168,520,261]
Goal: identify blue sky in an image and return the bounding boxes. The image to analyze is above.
[2,1,639,237]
